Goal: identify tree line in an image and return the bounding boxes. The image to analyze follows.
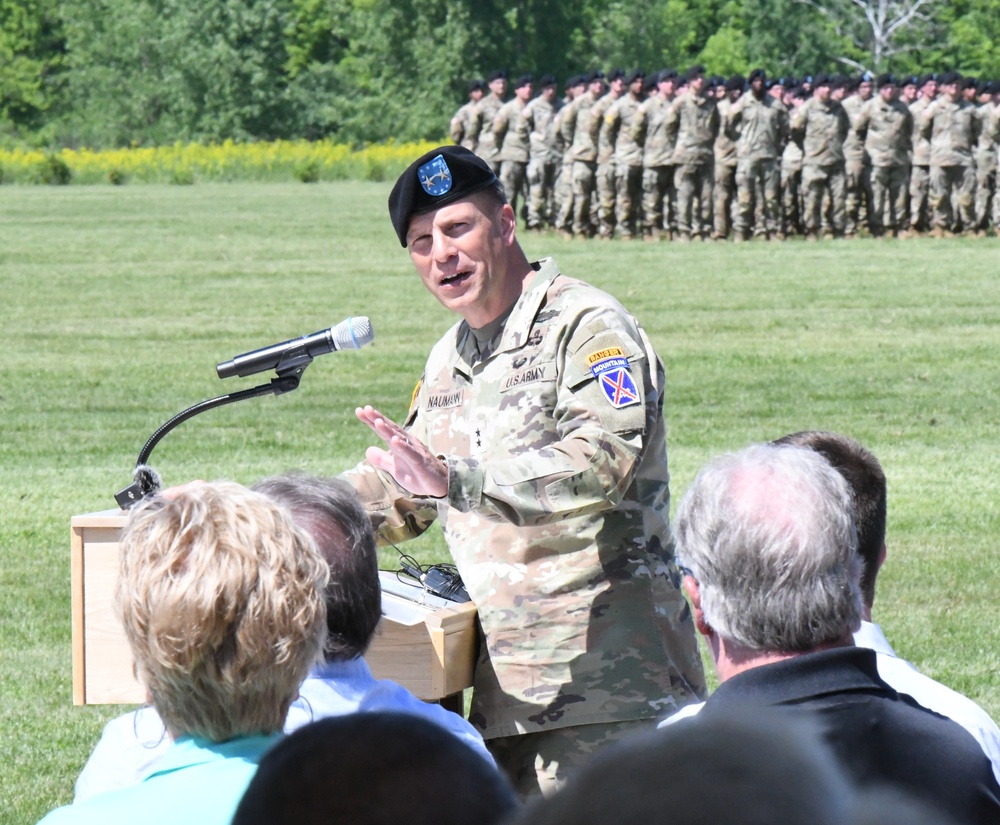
[2,0,999,150]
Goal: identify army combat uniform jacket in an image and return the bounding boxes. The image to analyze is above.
[345,258,705,739]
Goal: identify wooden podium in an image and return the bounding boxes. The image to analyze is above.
[71,509,477,706]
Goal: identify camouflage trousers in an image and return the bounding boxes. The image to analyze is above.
[909,164,931,230]
[527,157,559,230]
[869,164,909,234]
[844,158,871,235]
[674,160,714,239]
[641,165,676,236]
[596,161,617,237]
[571,160,597,236]
[975,161,997,229]
[713,163,737,239]
[553,160,576,232]
[802,162,846,235]
[930,164,976,231]
[735,157,782,237]
[781,165,802,235]
[487,719,653,801]
[615,163,644,238]
[500,160,529,223]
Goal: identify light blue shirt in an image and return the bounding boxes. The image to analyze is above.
[74,657,492,803]
[44,734,278,825]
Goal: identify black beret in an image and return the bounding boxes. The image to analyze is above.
[918,73,937,86]
[659,68,678,81]
[607,68,626,82]
[513,73,533,89]
[858,73,873,85]
[539,73,557,87]
[468,78,485,93]
[388,146,498,247]
[588,69,606,83]
[937,70,960,85]
[875,72,893,88]
[749,68,767,83]
[489,69,508,82]
[902,75,918,87]
[813,73,831,87]
[625,69,645,84]
[725,74,746,92]
[960,75,978,90]
[643,74,658,92]
[685,64,706,82]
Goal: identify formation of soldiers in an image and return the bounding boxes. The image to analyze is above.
[449,67,1000,241]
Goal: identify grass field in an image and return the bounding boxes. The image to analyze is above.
[2,181,1000,822]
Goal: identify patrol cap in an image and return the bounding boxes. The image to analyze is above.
[388,146,499,247]
[749,68,767,83]
[725,74,746,92]
[539,73,557,87]
[625,69,645,84]
[489,69,508,82]
[607,68,626,82]
[513,73,533,89]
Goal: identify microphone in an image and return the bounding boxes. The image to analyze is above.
[216,316,374,379]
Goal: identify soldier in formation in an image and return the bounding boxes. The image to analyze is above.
[449,67,1000,240]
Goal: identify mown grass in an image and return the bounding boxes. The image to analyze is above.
[2,182,999,822]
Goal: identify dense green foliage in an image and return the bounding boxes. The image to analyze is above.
[1,0,999,148]
[2,182,999,820]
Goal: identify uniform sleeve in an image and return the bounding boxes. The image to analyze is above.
[444,307,660,527]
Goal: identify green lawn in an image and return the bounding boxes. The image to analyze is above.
[2,182,999,822]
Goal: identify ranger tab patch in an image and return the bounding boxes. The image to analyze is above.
[589,352,640,408]
[418,155,453,196]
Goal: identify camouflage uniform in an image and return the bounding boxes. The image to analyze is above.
[473,91,506,173]
[668,91,719,240]
[792,96,850,236]
[974,100,997,230]
[450,100,481,152]
[842,93,873,235]
[494,98,531,222]
[523,95,562,230]
[732,93,789,238]
[593,92,623,237]
[633,94,677,239]
[562,91,600,237]
[604,94,645,239]
[855,95,913,235]
[781,137,804,235]
[344,257,706,797]
[551,98,577,233]
[908,95,934,231]
[713,96,740,239]
[921,95,980,232]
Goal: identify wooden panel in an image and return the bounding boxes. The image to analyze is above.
[70,510,476,705]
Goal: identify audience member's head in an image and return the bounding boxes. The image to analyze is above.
[511,706,854,825]
[231,712,519,825]
[252,472,381,661]
[674,443,863,655]
[116,481,328,741]
[771,431,887,609]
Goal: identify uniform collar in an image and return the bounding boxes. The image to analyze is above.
[449,257,560,376]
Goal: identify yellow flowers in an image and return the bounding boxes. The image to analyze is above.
[0,139,440,185]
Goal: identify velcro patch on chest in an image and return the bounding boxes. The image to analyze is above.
[426,390,464,410]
